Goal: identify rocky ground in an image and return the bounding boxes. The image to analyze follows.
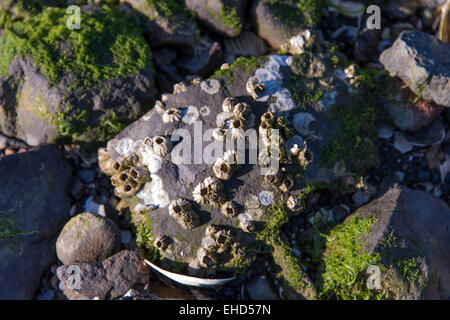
[0,0,449,300]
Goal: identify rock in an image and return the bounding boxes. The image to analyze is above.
[36,289,54,301]
[75,169,96,184]
[355,13,381,64]
[0,145,72,299]
[83,197,106,217]
[185,0,247,37]
[417,170,431,182]
[352,191,371,206]
[385,0,419,20]
[404,117,446,147]
[0,4,155,147]
[70,178,85,200]
[176,37,225,77]
[394,132,414,154]
[252,0,323,49]
[121,230,132,244]
[57,250,149,300]
[0,133,7,149]
[378,123,395,139]
[103,49,383,298]
[380,31,450,107]
[316,184,450,299]
[419,0,447,9]
[120,0,199,48]
[394,171,405,183]
[246,275,279,300]
[56,212,121,265]
[224,30,269,58]
[386,88,445,132]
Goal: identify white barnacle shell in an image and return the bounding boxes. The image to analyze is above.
[203,176,216,187]
[168,198,192,216]
[286,136,304,154]
[216,112,235,127]
[233,102,251,119]
[136,174,170,208]
[230,118,247,140]
[293,112,316,137]
[154,100,166,114]
[212,128,227,141]
[192,181,209,205]
[221,201,239,218]
[246,76,265,100]
[200,79,221,95]
[182,106,199,125]
[173,82,187,94]
[213,157,233,180]
[150,136,172,156]
[162,108,181,123]
[222,97,238,113]
[289,34,306,54]
[222,150,239,165]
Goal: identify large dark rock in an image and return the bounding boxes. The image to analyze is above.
[317,184,450,300]
[0,4,155,147]
[380,31,450,107]
[56,212,121,265]
[186,0,247,37]
[57,250,150,300]
[0,145,72,300]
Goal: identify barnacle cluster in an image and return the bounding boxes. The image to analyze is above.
[263,169,295,193]
[213,150,240,181]
[215,97,253,142]
[144,136,172,157]
[110,153,151,198]
[162,108,181,123]
[192,177,225,207]
[220,201,239,218]
[154,235,172,252]
[168,199,200,230]
[197,225,245,268]
[173,81,188,94]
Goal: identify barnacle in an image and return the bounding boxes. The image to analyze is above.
[200,79,221,95]
[168,199,200,230]
[230,117,247,140]
[212,128,227,141]
[192,177,224,207]
[222,150,240,165]
[287,195,302,211]
[279,174,295,193]
[173,81,188,94]
[154,100,166,114]
[197,247,217,268]
[264,171,284,187]
[162,108,181,123]
[221,201,239,218]
[298,143,313,168]
[110,154,148,198]
[129,166,151,184]
[146,136,172,156]
[154,235,172,252]
[261,111,277,126]
[233,102,251,119]
[246,76,265,100]
[213,158,233,180]
[222,97,238,113]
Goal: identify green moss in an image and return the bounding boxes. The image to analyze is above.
[220,5,242,32]
[209,56,265,84]
[0,5,152,89]
[0,209,35,242]
[263,0,325,28]
[315,216,387,300]
[143,0,195,24]
[394,257,425,289]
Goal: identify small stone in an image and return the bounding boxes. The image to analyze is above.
[70,177,85,200]
[36,289,54,300]
[121,230,132,244]
[76,169,96,184]
[352,191,371,206]
[394,132,414,154]
[246,275,278,300]
[0,134,7,149]
[378,123,395,139]
[4,148,16,155]
[394,171,405,183]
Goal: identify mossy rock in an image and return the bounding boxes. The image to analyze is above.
[312,184,450,300]
[120,0,200,48]
[252,0,325,49]
[0,4,155,148]
[186,0,247,37]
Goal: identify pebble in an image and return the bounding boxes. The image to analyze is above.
[84,197,106,216]
[4,148,16,155]
[417,170,431,183]
[378,123,395,139]
[70,178,85,200]
[36,290,54,301]
[76,169,96,184]
[121,230,132,244]
[394,171,405,183]
[352,191,371,206]
[394,132,413,154]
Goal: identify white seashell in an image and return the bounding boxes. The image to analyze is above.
[182,106,199,125]
[289,34,306,54]
[162,108,181,123]
[200,79,221,95]
[137,174,170,208]
[293,112,316,137]
[144,260,236,287]
[258,191,274,207]
[222,97,238,113]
